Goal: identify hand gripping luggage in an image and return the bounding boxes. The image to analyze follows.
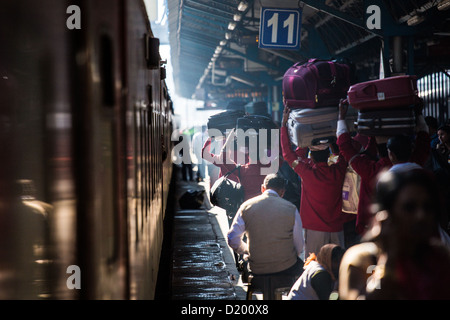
[282,59,351,109]
[356,107,416,136]
[347,75,418,110]
[287,107,338,148]
[207,109,245,137]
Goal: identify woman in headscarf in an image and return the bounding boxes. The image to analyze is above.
[287,244,345,300]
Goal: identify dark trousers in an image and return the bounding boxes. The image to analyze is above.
[181,163,193,181]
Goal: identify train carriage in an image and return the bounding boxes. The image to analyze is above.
[0,0,173,299]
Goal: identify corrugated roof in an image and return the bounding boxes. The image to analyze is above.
[167,0,450,103]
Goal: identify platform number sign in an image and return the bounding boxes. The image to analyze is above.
[259,7,302,50]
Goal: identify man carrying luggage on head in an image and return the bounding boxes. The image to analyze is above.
[281,106,348,256]
[336,98,430,235]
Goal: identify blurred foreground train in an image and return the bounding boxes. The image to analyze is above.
[0,0,174,299]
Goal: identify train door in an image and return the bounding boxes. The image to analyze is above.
[71,0,127,299]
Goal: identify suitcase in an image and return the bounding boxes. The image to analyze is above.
[236,115,279,148]
[244,101,269,116]
[283,59,350,109]
[207,110,245,136]
[236,115,278,132]
[346,105,358,132]
[287,107,338,148]
[356,107,416,136]
[347,75,418,110]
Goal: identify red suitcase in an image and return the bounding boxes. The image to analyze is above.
[347,75,418,110]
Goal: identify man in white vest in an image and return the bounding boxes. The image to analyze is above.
[227,174,304,277]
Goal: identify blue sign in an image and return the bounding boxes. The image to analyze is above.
[259,7,302,50]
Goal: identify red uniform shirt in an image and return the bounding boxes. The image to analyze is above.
[202,137,280,201]
[281,127,347,232]
[337,132,392,234]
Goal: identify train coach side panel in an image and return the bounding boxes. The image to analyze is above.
[124,0,167,300]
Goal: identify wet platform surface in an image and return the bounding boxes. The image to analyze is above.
[170,178,247,300]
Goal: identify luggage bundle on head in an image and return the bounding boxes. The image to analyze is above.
[283,59,352,148]
[283,58,351,109]
[235,114,279,150]
[347,75,418,136]
[207,109,245,137]
[287,107,338,148]
[244,101,269,116]
[207,107,279,153]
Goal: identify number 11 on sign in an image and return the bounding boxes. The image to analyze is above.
[259,8,302,50]
[267,13,295,44]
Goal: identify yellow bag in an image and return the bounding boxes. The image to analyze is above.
[342,165,360,214]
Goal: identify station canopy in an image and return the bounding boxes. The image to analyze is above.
[166,0,450,108]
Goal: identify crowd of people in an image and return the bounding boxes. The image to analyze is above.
[184,97,450,300]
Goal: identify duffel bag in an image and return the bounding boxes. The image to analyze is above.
[210,166,244,212]
[282,59,350,109]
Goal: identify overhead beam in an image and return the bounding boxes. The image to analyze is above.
[182,4,230,23]
[182,8,228,28]
[300,0,383,37]
[180,28,223,45]
[224,46,279,75]
[184,0,234,18]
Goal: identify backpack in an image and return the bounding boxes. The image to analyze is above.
[341,165,361,214]
[282,59,350,109]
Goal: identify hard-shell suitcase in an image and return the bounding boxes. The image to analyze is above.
[346,105,358,132]
[356,107,416,136]
[347,75,418,110]
[207,110,245,136]
[287,107,338,148]
[283,59,350,109]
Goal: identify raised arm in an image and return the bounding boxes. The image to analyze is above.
[411,98,431,166]
[281,106,311,177]
[201,136,224,165]
[281,106,300,166]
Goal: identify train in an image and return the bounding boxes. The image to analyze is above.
[0,0,175,299]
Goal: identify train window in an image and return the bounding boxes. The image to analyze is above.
[99,34,115,107]
[145,35,160,69]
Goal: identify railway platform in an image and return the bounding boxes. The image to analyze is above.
[169,170,247,300]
